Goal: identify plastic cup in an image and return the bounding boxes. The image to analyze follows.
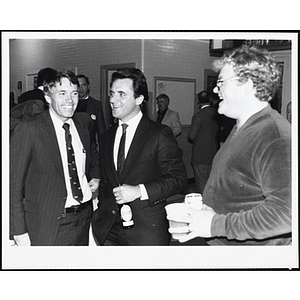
[165,203,189,240]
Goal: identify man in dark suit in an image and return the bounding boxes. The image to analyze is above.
[92,68,187,246]
[10,69,100,246]
[188,91,220,194]
[18,67,53,104]
[75,74,106,145]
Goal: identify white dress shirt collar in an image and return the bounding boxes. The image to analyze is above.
[114,111,143,168]
[49,109,73,129]
[201,104,210,110]
[118,110,143,128]
[79,95,89,100]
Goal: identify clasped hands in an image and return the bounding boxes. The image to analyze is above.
[113,184,141,205]
[167,204,217,243]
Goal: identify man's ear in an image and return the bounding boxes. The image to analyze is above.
[44,94,51,105]
[244,78,255,96]
[135,95,144,106]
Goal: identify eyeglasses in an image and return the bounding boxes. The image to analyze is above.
[216,76,238,88]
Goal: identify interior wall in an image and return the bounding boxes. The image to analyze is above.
[143,39,214,115]
[143,39,216,178]
[272,50,292,119]
[9,39,142,102]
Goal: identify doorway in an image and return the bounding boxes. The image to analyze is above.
[100,62,136,128]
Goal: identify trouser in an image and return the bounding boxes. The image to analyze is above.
[53,202,93,246]
[104,219,129,246]
[192,164,212,194]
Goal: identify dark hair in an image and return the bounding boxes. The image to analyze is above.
[213,44,281,102]
[76,74,90,85]
[43,69,79,95]
[198,90,210,103]
[37,68,54,87]
[110,68,149,102]
[156,94,170,103]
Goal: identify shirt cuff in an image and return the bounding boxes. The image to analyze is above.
[139,184,149,201]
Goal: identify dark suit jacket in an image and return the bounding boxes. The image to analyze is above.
[188,106,220,165]
[10,110,100,245]
[75,96,106,145]
[18,89,46,104]
[92,115,187,245]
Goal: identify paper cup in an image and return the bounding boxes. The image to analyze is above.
[165,203,189,240]
[184,193,203,210]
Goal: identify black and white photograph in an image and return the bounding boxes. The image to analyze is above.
[2,31,298,273]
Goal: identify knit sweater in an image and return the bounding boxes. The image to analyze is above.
[203,105,291,245]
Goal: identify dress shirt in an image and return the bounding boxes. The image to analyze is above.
[113,111,148,200]
[79,95,89,100]
[50,110,92,207]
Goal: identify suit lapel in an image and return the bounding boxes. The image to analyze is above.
[104,125,119,185]
[40,111,65,181]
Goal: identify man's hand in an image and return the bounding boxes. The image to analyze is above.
[13,232,31,246]
[168,204,217,243]
[89,178,100,193]
[113,184,141,205]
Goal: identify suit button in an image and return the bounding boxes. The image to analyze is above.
[112,210,116,214]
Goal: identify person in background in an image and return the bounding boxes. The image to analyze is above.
[92,68,187,246]
[151,94,182,137]
[11,68,54,132]
[10,91,16,109]
[188,90,220,194]
[168,44,291,246]
[76,74,106,145]
[18,67,53,104]
[10,69,100,246]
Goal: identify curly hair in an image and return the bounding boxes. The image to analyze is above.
[213,44,281,102]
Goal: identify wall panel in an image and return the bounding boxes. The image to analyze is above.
[9,39,142,103]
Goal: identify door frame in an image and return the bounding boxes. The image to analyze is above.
[100,63,136,127]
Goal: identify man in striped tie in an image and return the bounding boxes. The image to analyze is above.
[10,69,100,246]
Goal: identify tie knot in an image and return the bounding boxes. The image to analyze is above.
[121,123,128,133]
[63,123,70,131]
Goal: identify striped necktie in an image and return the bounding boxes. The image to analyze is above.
[63,123,83,202]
